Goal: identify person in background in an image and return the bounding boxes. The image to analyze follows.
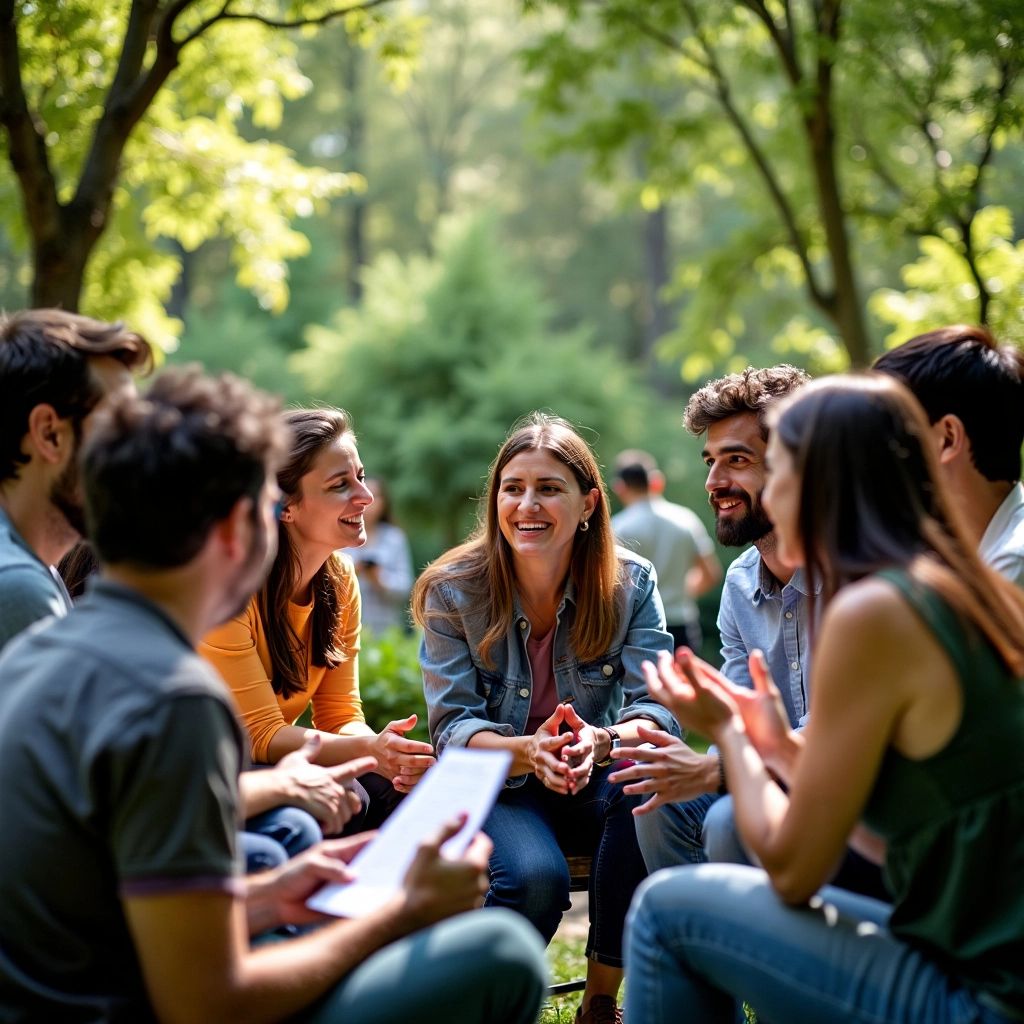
[414,412,679,1024]
[0,365,547,1023]
[203,407,435,832]
[348,476,415,633]
[0,309,151,651]
[874,324,1024,588]
[611,448,720,653]
[628,373,1024,1024]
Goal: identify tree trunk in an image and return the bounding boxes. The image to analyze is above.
[641,203,680,395]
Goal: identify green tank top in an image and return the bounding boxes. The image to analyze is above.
[861,569,1024,1013]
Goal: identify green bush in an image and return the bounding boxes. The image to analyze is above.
[359,626,431,744]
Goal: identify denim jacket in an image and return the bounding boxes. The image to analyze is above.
[419,550,679,786]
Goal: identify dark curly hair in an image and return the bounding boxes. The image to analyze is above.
[684,365,810,439]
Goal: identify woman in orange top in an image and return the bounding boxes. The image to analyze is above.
[202,407,435,829]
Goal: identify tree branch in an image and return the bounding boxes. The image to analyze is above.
[677,0,830,311]
[738,0,801,86]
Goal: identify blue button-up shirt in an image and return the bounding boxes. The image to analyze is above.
[717,545,817,728]
[419,550,679,785]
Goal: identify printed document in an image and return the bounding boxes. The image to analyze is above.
[307,746,511,918]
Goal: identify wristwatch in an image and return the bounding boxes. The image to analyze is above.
[595,726,621,767]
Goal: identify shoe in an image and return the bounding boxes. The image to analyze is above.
[575,995,623,1024]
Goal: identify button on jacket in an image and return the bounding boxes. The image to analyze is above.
[420,550,679,786]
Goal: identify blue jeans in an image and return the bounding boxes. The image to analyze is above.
[299,909,546,1024]
[243,806,323,873]
[625,864,1018,1024]
[483,767,645,966]
[634,791,718,872]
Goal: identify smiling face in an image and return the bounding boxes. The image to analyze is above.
[702,411,774,547]
[283,433,373,558]
[762,432,804,569]
[496,448,599,574]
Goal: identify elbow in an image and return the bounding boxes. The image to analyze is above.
[764,859,821,906]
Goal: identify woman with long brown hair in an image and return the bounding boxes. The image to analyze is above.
[629,375,1024,1024]
[203,407,434,830]
[413,412,677,1024]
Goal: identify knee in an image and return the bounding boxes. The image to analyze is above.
[702,796,750,865]
[635,796,712,872]
[469,910,549,992]
[241,831,289,874]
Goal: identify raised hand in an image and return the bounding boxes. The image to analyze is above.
[643,648,739,741]
[372,715,436,793]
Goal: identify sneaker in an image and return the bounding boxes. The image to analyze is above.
[575,995,623,1024]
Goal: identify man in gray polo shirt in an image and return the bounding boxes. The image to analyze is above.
[0,367,546,1023]
[0,309,150,650]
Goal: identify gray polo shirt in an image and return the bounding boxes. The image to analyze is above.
[0,580,243,1021]
[0,506,72,652]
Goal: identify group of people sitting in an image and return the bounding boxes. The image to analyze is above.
[0,307,1021,1024]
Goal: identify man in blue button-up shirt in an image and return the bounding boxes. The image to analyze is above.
[614,366,811,871]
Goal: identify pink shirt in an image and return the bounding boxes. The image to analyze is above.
[525,625,558,735]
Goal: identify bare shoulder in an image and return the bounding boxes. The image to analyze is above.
[815,576,947,700]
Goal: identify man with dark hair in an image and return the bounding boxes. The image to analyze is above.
[0,366,546,1023]
[874,324,1024,586]
[615,366,828,873]
[611,449,721,654]
[0,308,151,649]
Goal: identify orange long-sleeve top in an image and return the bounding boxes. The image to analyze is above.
[200,555,371,763]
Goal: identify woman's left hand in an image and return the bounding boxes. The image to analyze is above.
[643,649,740,741]
[559,702,597,795]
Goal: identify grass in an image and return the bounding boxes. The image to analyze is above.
[538,936,759,1023]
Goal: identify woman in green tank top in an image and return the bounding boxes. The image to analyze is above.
[627,374,1024,1023]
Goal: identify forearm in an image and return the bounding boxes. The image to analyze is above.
[239,771,292,820]
[266,724,375,767]
[467,729,536,777]
[714,722,791,867]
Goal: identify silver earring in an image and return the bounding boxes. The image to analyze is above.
[579,519,589,532]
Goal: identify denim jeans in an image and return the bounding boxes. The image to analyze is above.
[299,909,547,1024]
[482,766,646,966]
[625,864,1018,1024]
[243,805,323,873]
[634,790,718,872]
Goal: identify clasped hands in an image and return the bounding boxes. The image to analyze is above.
[531,702,606,796]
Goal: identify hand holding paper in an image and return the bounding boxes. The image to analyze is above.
[306,747,510,919]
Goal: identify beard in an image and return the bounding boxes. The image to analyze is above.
[711,489,774,548]
[219,509,279,623]
[50,456,87,538]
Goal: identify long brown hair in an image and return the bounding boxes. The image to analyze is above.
[259,408,354,699]
[770,375,1024,674]
[412,412,621,667]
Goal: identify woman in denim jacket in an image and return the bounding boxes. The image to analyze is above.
[412,413,677,1024]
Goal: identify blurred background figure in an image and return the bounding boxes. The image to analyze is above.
[348,476,415,634]
[611,450,721,654]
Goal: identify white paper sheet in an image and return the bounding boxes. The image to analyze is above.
[306,746,511,918]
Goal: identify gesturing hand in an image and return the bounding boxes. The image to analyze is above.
[277,735,376,835]
[608,725,716,813]
[373,715,436,793]
[642,648,739,741]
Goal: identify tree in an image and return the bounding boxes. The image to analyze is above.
[0,0,411,340]
[525,0,1024,366]
[292,213,683,560]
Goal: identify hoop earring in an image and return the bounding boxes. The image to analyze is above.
[579,519,589,532]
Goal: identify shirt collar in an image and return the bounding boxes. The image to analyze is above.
[751,554,817,604]
[87,578,195,649]
[0,506,47,570]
